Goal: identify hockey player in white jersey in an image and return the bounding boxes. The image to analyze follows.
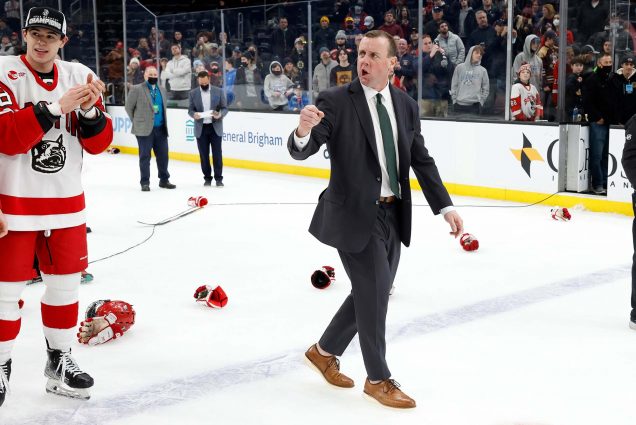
[0,7,113,405]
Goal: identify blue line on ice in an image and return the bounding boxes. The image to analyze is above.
[9,264,629,425]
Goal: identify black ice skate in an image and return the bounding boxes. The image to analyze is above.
[44,347,93,400]
[0,359,11,407]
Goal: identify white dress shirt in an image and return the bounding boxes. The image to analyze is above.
[294,81,455,215]
[200,87,213,124]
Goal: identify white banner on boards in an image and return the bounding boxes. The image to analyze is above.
[608,127,633,202]
[109,107,565,196]
[108,106,330,169]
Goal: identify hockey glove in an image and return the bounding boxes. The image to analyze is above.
[460,233,479,251]
[194,285,228,308]
[77,313,124,345]
[311,266,335,289]
[551,207,571,221]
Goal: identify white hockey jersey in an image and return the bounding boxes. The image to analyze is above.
[0,55,112,231]
[510,82,543,121]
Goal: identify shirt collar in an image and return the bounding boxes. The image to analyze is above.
[361,81,391,104]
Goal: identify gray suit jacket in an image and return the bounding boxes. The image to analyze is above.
[188,86,228,138]
[288,79,452,253]
[125,82,169,137]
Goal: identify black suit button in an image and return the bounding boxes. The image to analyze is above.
[375,200,379,205]
[376,176,381,182]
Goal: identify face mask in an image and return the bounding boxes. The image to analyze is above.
[200,84,209,91]
[211,68,219,74]
[346,23,354,29]
[241,61,248,67]
[147,77,158,85]
[553,18,560,26]
[272,69,282,76]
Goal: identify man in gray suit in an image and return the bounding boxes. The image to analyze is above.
[188,71,228,187]
[125,66,176,191]
[289,31,463,409]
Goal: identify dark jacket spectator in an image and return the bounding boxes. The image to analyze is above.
[583,54,618,124]
[270,17,296,60]
[314,16,336,53]
[576,0,609,43]
[613,56,636,124]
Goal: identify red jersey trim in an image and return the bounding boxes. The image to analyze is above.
[20,55,58,91]
[0,193,85,215]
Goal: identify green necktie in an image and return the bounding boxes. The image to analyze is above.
[376,93,400,196]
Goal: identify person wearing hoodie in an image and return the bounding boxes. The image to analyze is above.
[450,45,489,114]
[582,52,616,194]
[313,47,338,96]
[162,44,192,103]
[613,55,636,125]
[435,20,465,66]
[264,60,294,111]
[513,34,543,92]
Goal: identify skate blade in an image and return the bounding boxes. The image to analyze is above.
[45,378,90,400]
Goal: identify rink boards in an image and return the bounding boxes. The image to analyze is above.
[107,106,633,216]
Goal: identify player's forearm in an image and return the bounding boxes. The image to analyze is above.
[0,103,55,155]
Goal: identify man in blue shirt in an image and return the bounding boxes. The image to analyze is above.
[125,66,176,191]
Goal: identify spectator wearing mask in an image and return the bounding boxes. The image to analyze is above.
[264,60,294,111]
[209,62,222,88]
[510,62,543,121]
[313,47,338,96]
[552,14,574,46]
[450,45,489,114]
[235,51,263,110]
[582,52,616,194]
[378,10,404,38]
[314,16,336,53]
[363,16,375,33]
[162,44,192,102]
[513,34,543,92]
[330,48,357,87]
[343,16,361,49]
[435,20,465,66]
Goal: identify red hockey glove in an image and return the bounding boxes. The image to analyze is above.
[551,207,571,221]
[311,266,335,289]
[194,285,228,308]
[188,196,208,207]
[460,233,479,251]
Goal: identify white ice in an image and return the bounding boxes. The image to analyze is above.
[1,152,635,425]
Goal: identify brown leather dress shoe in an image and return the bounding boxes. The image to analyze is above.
[304,344,354,388]
[363,378,416,409]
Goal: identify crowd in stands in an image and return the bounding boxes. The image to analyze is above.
[99,0,636,122]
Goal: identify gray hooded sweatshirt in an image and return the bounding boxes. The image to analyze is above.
[450,45,490,106]
[512,34,543,90]
[264,60,294,108]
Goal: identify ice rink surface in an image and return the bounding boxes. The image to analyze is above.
[1,152,634,425]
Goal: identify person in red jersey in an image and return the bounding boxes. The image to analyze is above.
[0,6,113,405]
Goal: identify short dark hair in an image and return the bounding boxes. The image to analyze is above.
[362,30,397,58]
[571,55,586,65]
[197,71,209,79]
[438,20,449,28]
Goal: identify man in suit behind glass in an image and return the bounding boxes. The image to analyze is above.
[125,66,176,191]
[188,71,228,187]
[288,30,463,409]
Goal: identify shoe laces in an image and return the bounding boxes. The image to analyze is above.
[327,356,341,371]
[383,379,401,393]
[58,352,83,378]
[0,362,9,393]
